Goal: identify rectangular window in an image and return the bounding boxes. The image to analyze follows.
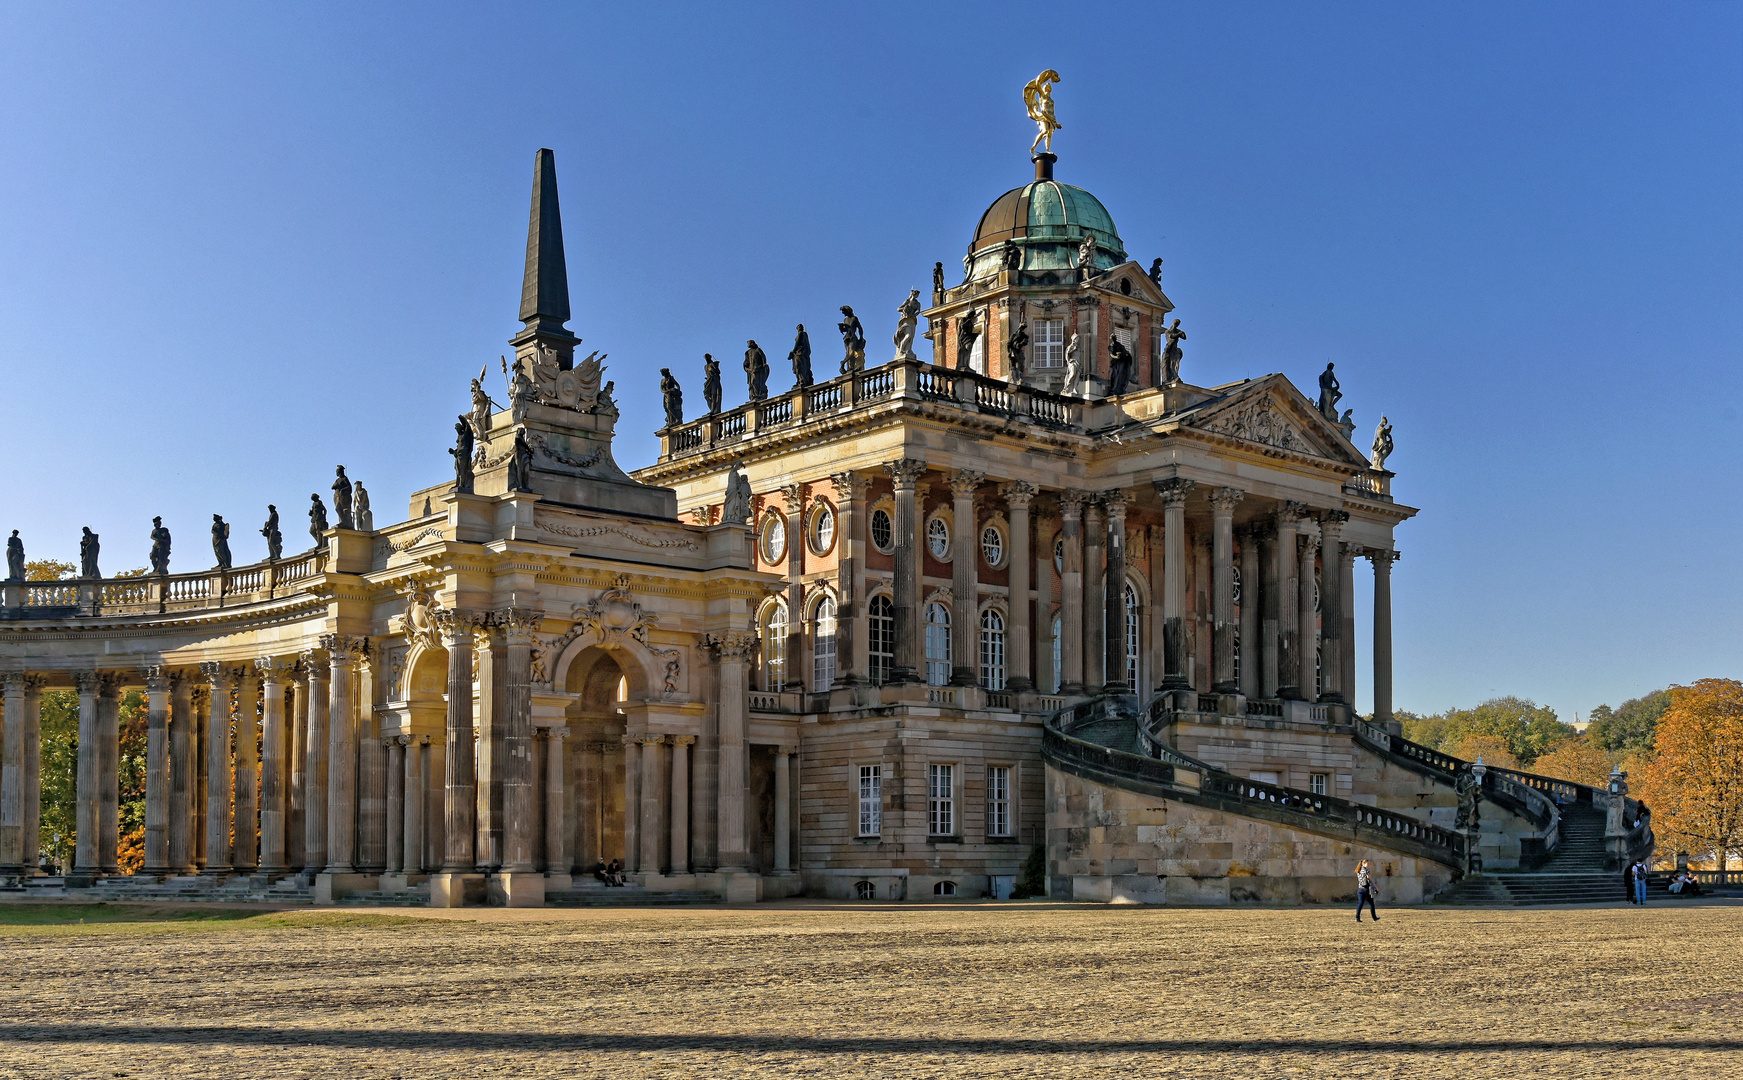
[869,596,894,686]
[1310,772,1329,797]
[968,332,985,374]
[987,765,1012,837]
[859,765,882,836]
[1034,319,1065,368]
[928,763,955,836]
[1114,325,1136,354]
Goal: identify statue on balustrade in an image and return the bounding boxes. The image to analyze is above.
[1007,321,1029,386]
[148,517,172,575]
[956,308,980,369]
[354,483,373,532]
[79,527,100,579]
[1106,332,1134,396]
[467,375,495,441]
[744,340,769,402]
[932,261,945,304]
[332,466,354,530]
[1370,416,1393,470]
[1161,318,1186,384]
[1076,232,1098,280]
[837,308,865,375]
[701,354,723,416]
[5,530,23,581]
[452,417,475,495]
[260,506,283,562]
[1149,258,1163,286]
[1317,362,1342,422]
[508,429,534,494]
[211,515,232,570]
[789,324,813,388]
[721,463,752,526]
[894,290,921,362]
[659,368,684,428]
[1063,330,1084,397]
[308,495,329,549]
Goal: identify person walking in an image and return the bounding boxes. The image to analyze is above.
[1632,860,1649,905]
[1355,859,1379,922]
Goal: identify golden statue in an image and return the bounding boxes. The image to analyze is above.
[1023,69,1062,153]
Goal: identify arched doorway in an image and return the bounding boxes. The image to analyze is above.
[564,647,630,874]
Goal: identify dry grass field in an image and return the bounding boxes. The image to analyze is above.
[0,899,1738,1079]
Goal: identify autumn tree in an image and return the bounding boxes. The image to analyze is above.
[1401,696,1575,767]
[1529,735,1617,788]
[23,559,74,582]
[1639,679,1743,870]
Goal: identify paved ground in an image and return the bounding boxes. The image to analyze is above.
[0,899,1738,1079]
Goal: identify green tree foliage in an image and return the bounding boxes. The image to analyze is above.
[38,690,79,871]
[1012,844,1047,899]
[1585,690,1670,756]
[1400,696,1575,767]
[115,690,148,874]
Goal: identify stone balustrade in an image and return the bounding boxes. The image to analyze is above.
[1,550,331,619]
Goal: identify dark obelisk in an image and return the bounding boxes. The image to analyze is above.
[509,148,580,369]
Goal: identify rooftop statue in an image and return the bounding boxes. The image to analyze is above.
[702,354,722,415]
[1002,239,1022,273]
[836,308,865,375]
[932,261,945,303]
[1339,408,1356,440]
[505,354,537,424]
[1076,232,1098,281]
[1106,332,1134,396]
[79,526,100,579]
[1161,318,1186,384]
[508,429,534,493]
[260,505,282,562]
[1023,69,1062,154]
[148,517,172,575]
[1317,362,1342,422]
[789,324,813,388]
[333,466,354,530]
[211,515,232,570]
[1007,321,1030,386]
[5,530,23,582]
[1371,416,1393,469]
[1063,330,1084,397]
[721,463,753,525]
[573,351,605,412]
[468,374,496,441]
[660,368,684,428]
[308,495,329,549]
[451,418,475,495]
[1149,258,1163,286]
[354,483,373,532]
[956,308,980,369]
[744,340,770,402]
[894,290,921,362]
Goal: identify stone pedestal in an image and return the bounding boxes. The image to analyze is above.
[489,870,546,908]
[428,871,486,908]
[312,871,377,905]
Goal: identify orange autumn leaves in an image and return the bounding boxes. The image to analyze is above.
[1639,679,1743,870]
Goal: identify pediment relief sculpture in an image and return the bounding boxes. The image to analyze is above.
[1200,398,1315,455]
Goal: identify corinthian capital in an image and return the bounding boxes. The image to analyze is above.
[830,471,869,502]
[319,633,369,662]
[779,483,806,513]
[1278,500,1309,524]
[1209,486,1245,515]
[1366,548,1401,567]
[1154,478,1195,508]
[704,630,760,661]
[947,470,984,497]
[199,660,235,689]
[1099,489,1131,517]
[882,458,927,489]
[999,480,1036,509]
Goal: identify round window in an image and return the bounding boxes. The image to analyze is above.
[926,517,951,560]
[981,526,1003,568]
[809,504,836,555]
[870,508,894,553]
[761,513,787,564]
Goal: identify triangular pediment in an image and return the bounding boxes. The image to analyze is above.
[1094,260,1174,311]
[1183,375,1369,467]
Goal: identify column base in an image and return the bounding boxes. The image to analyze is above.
[543,872,573,891]
[312,872,377,905]
[488,871,546,908]
[429,872,486,908]
[64,873,97,889]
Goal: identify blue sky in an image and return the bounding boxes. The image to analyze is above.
[1,3,1738,723]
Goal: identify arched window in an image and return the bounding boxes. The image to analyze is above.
[1124,582,1141,691]
[1232,563,1242,606]
[762,603,788,692]
[980,526,1004,569]
[868,595,894,686]
[1050,614,1063,693]
[924,602,951,686]
[870,508,894,553]
[934,880,958,896]
[979,608,1006,691]
[811,596,836,690]
[927,516,951,560]
[1053,534,1064,575]
[1315,643,1324,698]
[855,880,876,901]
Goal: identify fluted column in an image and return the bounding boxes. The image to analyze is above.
[1317,511,1349,705]
[1238,527,1261,698]
[18,677,41,875]
[710,632,754,871]
[1001,482,1036,691]
[1369,549,1399,723]
[139,666,171,876]
[436,611,479,873]
[199,663,234,875]
[1341,541,1358,710]
[355,653,384,874]
[405,737,426,873]
[385,736,405,873]
[168,672,194,874]
[233,664,260,872]
[73,672,101,877]
[883,459,927,684]
[1058,493,1086,693]
[1298,530,1320,698]
[288,667,308,871]
[773,745,794,873]
[948,471,984,686]
[578,740,603,871]
[1082,497,1106,691]
[639,734,663,874]
[299,651,329,873]
[499,608,541,875]
[1275,503,1305,699]
[1102,491,1130,691]
[546,728,570,875]
[1210,487,1244,693]
[257,659,291,875]
[322,635,365,874]
[1155,479,1195,688]
[621,733,641,872]
[668,734,690,875]
[831,472,869,688]
[0,673,26,873]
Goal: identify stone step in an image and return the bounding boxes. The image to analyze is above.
[335,890,429,907]
[545,887,722,907]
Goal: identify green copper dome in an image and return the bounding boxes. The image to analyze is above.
[965,164,1126,281]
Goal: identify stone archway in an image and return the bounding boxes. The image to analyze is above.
[563,646,631,871]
